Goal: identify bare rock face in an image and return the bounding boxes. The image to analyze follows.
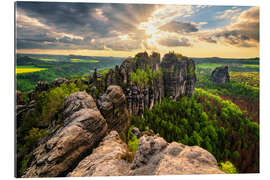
[155,142,224,175]
[22,92,107,178]
[68,131,130,177]
[129,135,224,175]
[211,66,230,84]
[161,53,196,99]
[97,85,129,133]
[129,135,168,175]
[63,91,98,120]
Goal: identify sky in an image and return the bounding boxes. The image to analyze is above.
[15,2,259,58]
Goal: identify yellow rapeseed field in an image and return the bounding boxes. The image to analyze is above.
[16,68,47,74]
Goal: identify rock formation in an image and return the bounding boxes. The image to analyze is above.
[22,92,107,177]
[160,53,196,99]
[102,52,195,116]
[97,85,129,133]
[35,81,50,92]
[211,66,230,84]
[68,131,130,177]
[51,78,68,88]
[129,134,224,175]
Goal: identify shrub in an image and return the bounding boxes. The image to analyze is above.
[219,161,238,174]
[128,135,139,153]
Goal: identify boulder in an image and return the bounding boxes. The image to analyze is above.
[129,135,224,175]
[211,66,230,84]
[98,85,129,133]
[22,92,107,177]
[68,131,130,177]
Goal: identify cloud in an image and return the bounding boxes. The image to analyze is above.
[159,21,199,34]
[199,36,217,43]
[216,8,242,19]
[199,7,259,48]
[16,2,160,51]
[199,22,208,25]
[158,36,191,47]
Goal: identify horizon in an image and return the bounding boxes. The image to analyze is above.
[16,52,259,60]
[16,2,259,58]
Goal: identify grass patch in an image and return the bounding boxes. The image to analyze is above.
[196,63,223,69]
[70,59,100,63]
[242,64,259,68]
[30,57,57,62]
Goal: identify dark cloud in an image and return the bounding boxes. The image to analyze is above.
[15,2,161,50]
[158,37,191,47]
[16,2,160,45]
[199,7,259,48]
[199,36,217,43]
[159,21,199,34]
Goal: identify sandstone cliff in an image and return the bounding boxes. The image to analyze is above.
[103,52,196,116]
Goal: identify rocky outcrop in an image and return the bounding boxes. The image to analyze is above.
[22,92,107,177]
[35,81,50,92]
[161,53,196,99]
[68,131,130,177]
[129,134,224,175]
[97,85,129,133]
[211,66,230,84]
[51,78,68,88]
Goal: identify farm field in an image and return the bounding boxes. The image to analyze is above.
[70,59,100,63]
[16,65,48,74]
[29,57,57,62]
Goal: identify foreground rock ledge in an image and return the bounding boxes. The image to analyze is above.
[68,131,130,177]
[129,135,224,175]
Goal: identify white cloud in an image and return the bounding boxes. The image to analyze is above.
[216,8,242,20]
